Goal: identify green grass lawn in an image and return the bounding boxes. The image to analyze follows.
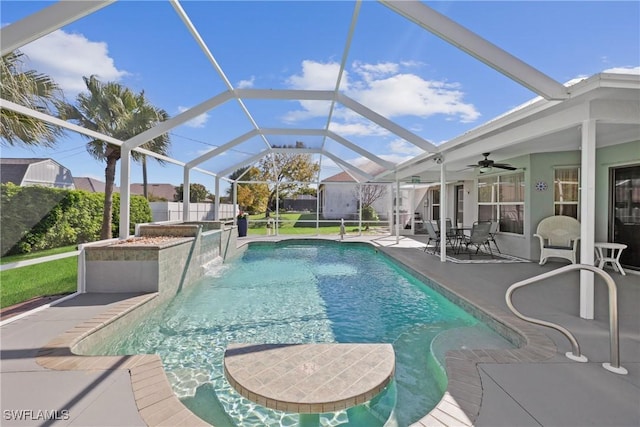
[1,248,78,308]
[246,212,385,235]
[0,245,77,265]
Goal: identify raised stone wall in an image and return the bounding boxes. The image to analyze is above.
[84,223,237,300]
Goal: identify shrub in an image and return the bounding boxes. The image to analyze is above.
[1,184,152,255]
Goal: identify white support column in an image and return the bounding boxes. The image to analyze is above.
[233,181,238,225]
[316,185,320,236]
[358,185,363,237]
[119,148,131,239]
[395,179,400,244]
[440,161,447,262]
[182,168,191,222]
[214,176,220,221]
[276,183,280,236]
[580,119,597,319]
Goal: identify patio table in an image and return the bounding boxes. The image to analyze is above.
[594,242,627,275]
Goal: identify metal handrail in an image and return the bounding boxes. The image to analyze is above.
[506,264,627,375]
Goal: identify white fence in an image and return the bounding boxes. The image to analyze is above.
[149,202,237,222]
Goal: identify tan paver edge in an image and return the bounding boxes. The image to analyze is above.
[35,293,209,427]
[35,279,557,427]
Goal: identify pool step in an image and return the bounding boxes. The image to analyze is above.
[430,323,514,368]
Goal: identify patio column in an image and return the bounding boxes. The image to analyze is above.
[214,176,220,221]
[358,185,363,237]
[395,179,400,244]
[233,180,238,225]
[579,119,597,319]
[182,167,191,222]
[276,183,280,236]
[439,159,447,262]
[119,147,131,239]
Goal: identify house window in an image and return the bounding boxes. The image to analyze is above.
[554,167,580,219]
[478,172,525,234]
[430,187,440,220]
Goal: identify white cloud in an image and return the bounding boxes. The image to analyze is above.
[283,59,480,132]
[177,106,210,128]
[19,29,128,98]
[352,74,480,123]
[286,60,348,90]
[602,66,640,75]
[388,139,425,156]
[328,121,389,137]
[237,76,255,88]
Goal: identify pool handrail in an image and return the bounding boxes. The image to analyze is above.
[505,263,627,375]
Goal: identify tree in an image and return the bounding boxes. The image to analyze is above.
[59,76,171,239]
[353,183,388,210]
[227,166,269,213]
[258,141,320,210]
[175,183,212,203]
[353,183,387,228]
[0,50,64,147]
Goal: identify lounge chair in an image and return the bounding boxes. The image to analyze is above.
[534,215,581,265]
[487,220,501,253]
[459,221,493,257]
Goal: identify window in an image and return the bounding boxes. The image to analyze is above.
[430,187,440,220]
[554,167,579,219]
[478,172,525,234]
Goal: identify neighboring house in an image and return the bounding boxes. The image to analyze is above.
[0,158,74,189]
[73,177,112,193]
[319,163,391,220]
[73,179,176,201]
[130,183,176,201]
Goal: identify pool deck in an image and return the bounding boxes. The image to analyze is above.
[1,234,638,426]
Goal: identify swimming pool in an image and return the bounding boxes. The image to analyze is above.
[89,241,513,426]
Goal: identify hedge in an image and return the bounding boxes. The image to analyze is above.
[1,183,152,256]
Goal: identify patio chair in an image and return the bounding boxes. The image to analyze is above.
[487,220,501,253]
[534,215,581,265]
[459,221,493,257]
[422,221,441,253]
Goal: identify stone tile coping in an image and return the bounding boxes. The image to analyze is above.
[224,343,395,414]
[35,293,209,427]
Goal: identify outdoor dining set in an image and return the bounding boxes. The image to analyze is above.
[420,219,500,257]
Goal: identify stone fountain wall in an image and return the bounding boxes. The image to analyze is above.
[83,222,238,300]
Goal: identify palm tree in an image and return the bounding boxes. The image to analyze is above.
[0,50,64,147]
[59,75,171,239]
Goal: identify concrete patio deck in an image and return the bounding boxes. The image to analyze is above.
[1,234,638,426]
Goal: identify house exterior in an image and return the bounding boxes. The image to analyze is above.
[319,168,391,221]
[0,158,74,189]
[397,74,640,271]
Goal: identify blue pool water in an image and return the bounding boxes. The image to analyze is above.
[90,241,513,426]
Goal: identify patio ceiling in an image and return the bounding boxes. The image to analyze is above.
[1,1,638,186]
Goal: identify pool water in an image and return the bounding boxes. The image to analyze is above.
[90,241,513,426]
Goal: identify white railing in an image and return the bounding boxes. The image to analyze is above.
[506,264,627,375]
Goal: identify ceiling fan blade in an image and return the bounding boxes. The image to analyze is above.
[494,164,517,170]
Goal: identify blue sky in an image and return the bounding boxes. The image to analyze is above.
[1,1,639,194]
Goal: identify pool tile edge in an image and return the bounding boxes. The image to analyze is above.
[35,293,211,427]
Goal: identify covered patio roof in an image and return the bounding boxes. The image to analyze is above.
[2,1,637,188]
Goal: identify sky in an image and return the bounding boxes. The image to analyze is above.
[1,0,639,195]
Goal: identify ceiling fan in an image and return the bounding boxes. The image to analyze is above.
[468,153,517,173]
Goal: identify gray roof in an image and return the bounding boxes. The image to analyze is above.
[1,158,49,185]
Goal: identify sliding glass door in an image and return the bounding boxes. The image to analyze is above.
[610,164,640,270]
